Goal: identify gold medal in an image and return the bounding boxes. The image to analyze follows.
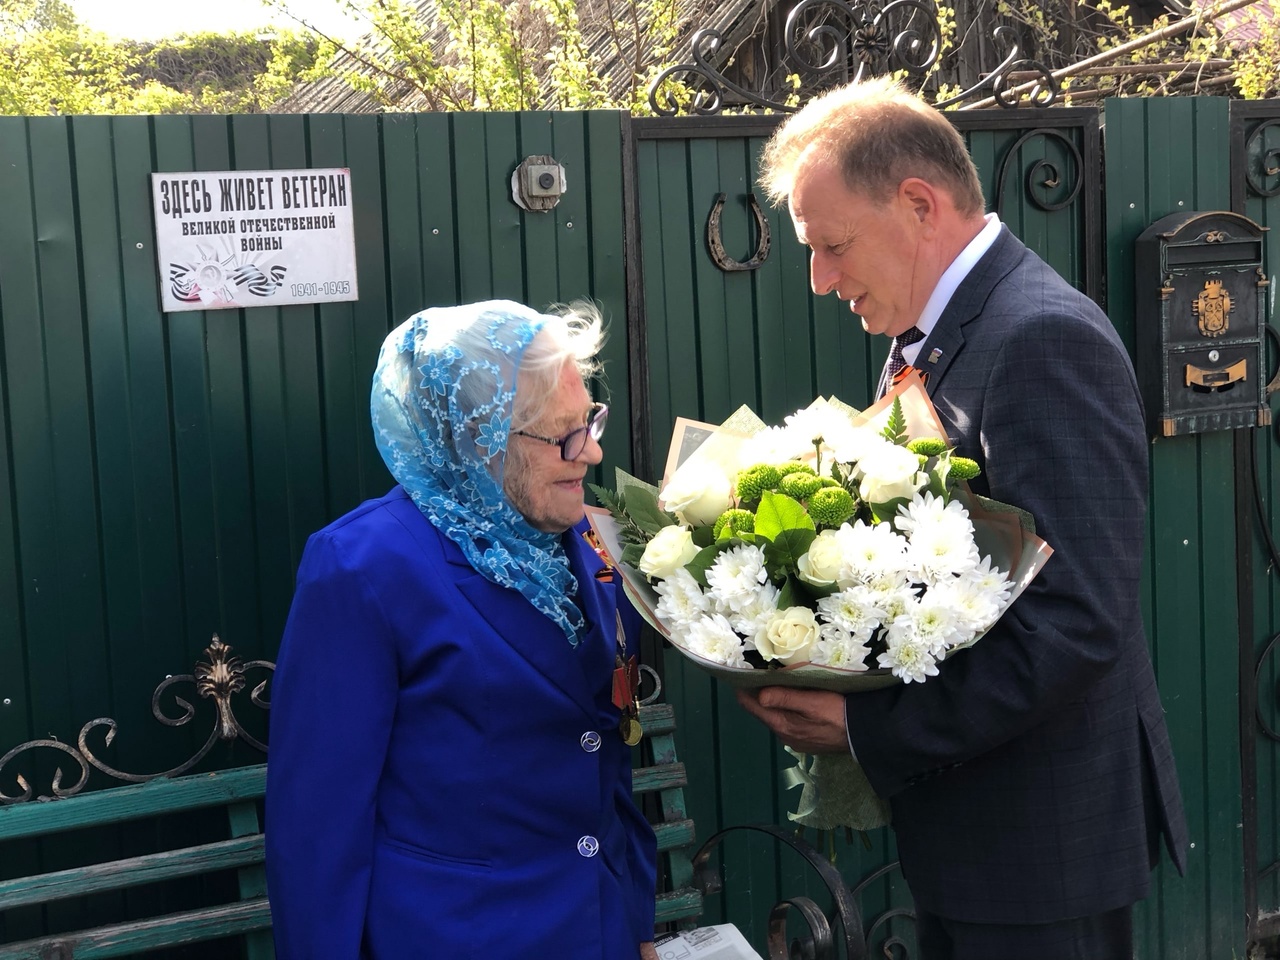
[620,714,643,746]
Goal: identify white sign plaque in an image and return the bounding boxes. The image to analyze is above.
[150,168,358,313]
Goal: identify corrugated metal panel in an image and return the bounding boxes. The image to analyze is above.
[1105,95,1242,960]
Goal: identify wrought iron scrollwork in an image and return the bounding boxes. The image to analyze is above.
[692,823,869,960]
[0,636,273,804]
[1245,119,1280,198]
[648,0,1057,116]
[691,824,916,958]
[708,193,771,272]
[994,128,1083,220]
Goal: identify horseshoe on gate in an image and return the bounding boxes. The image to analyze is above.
[707,192,771,272]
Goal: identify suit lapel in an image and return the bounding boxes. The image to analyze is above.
[918,227,1024,400]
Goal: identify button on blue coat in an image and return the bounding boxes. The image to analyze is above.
[265,487,657,959]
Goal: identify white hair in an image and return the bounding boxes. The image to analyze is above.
[511,301,607,432]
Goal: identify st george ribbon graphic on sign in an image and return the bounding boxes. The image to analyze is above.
[150,168,359,313]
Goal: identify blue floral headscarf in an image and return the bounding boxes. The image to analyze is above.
[371,300,585,644]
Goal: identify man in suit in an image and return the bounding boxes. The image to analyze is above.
[736,77,1188,960]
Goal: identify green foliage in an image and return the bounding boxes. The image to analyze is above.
[880,397,908,446]
[265,0,691,113]
[0,0,326,116]
[589,480,673,543]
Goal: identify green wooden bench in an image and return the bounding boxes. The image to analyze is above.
[635,697,704,929]
[0,643,703,958]
[0,637,274,960]
[0,765,272,960]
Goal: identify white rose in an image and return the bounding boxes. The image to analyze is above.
[859,444,926,504]
[797,529,846,586]
[660,463,733,527]
[756,606,821,665]
[638,525,700,579]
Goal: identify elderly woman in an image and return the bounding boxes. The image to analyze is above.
[265,300,657,959]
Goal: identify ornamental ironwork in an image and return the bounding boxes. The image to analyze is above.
[0,636,273,804]
[648,0,1059,116]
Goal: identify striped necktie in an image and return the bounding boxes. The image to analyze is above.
[880,326,925,397]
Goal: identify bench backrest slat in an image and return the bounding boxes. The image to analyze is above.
[0,765,267,843]
[0,836,265,911]
[0,899,272,960]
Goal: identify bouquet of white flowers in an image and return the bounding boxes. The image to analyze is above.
[586,374,1052,830]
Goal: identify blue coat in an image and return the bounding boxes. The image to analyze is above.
[265,486,657,959]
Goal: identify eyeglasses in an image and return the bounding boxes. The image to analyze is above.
[513,402,609,461]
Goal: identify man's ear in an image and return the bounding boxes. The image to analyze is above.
[898,177,938,225]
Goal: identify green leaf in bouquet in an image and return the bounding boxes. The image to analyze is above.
[777,576,799,610]
[880,396,908,446]
[588,482,627,519]
[619,484,676,535]
[691,525,717,548]
[765,527,817,572]
[685,541,734,587]
[923,454,951,499]
[620,542,647,568]
[754,490,814,540]
[869,494,912,525]
[789,575,840,604]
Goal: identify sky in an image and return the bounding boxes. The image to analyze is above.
[67,0,367,41]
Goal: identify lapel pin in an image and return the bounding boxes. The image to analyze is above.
[927,348,943,364]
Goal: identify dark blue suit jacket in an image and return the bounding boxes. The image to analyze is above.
[846,228,1188,923]
[265,487,657,958]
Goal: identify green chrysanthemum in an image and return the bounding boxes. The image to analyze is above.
[779,472,824,501]
[735,464,783,503]
[907,437,949,457]
[807,486,856,528]
[950,456,981,481]
[777,460,816,476]
[713,508,756,539]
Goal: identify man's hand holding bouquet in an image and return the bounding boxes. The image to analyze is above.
[586,374,1052,830]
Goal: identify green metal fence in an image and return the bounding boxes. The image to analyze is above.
[0,99,1276,958]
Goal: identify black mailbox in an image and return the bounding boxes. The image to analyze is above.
[1135,210,1273,438]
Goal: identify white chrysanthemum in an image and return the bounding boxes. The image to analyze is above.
[704,543,769,611]
[895,492,974,538]
[906,522,981,581]
[683,613,748,667]
[653,567,710,628]
[816,585,887,643]
[809,621,873,670]
[841,520,910,585]
[964,554,1014,602]
[901,590,965,654]
[877,630,940,683]
[725,583,780,651]
[929,576,1000,637]
[874,583,921,621]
